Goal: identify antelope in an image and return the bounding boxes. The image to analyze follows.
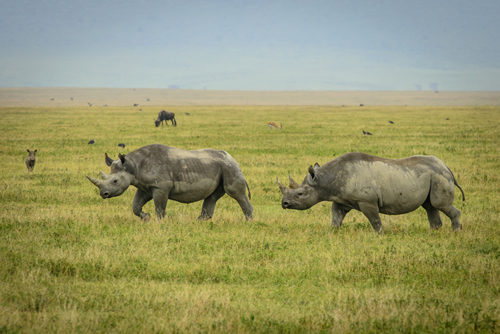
[268,122,282,130]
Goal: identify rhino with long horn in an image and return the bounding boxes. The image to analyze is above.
[86,144,253,221]
[277,153,465,233]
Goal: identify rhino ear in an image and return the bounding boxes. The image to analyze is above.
[277,177,287,194]
[34,149,37,153]
[27,149,30,153]
[105,153,114,166]
[288,174,299,189]
[309,166,316,180]
[118,153,126,164]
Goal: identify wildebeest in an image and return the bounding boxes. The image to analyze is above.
[118,143,126,149]
[25,149,37,172]
[88,140,95,145]
[86,144,253,221]
[363,130,372,135]
[277,152,465,233]
[155,110,177,127]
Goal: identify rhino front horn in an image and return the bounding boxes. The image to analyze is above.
[277,177,287,194]
[86,175,103,188]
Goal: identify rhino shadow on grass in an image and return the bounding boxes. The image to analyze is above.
[277,152,465,233]
[86,144,252,221]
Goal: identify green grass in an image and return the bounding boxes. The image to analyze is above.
[1,105,499,333]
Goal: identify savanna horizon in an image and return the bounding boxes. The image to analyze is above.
[1,87,500,107]
[0,104,499,332]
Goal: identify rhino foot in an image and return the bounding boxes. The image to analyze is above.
[197,214,212,221]
[141,213,151,222]
[452,223,462,231]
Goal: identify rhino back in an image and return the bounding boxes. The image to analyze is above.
[126,144,227,180]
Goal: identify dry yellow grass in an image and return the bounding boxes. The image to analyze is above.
[0,103,499,332]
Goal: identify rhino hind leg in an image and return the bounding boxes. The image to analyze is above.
[224,178,253,221]
[422,198,443,230]
[358,202,384,233]
[198,183,226,220]
[440,205,462,231]
[428,178,462,230]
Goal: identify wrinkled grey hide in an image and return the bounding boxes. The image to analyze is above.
[277,153,465,233]
[86,144,253,221]
[25,149,37,172]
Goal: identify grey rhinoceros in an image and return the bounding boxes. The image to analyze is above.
[86,144,253,221]
[277,152,465,233]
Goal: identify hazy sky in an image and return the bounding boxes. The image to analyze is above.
[1,0,499,90]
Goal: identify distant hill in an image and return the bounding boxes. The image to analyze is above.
[1,88,499,107]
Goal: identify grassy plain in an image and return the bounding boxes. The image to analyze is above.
[0,104,499,333]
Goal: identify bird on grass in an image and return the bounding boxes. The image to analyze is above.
[363,130,372,136]
[88,139,95,145]
[118,143,126,149]
[389,120,394,124]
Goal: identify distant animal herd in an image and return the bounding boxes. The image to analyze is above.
[24,109,464,233]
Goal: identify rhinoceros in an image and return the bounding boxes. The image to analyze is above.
[86,144,253,221]
[277,153,465,233]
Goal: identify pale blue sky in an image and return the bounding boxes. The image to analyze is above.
[1,0,499,90]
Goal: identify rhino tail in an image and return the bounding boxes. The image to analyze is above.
[446,165,465,201]
[245,180,251,200]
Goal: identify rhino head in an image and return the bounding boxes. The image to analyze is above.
[277,163,321,210]
[86,153,134,199]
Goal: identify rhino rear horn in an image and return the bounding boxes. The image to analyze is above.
[288,174,299,189]
[86,175,103,188]
[105,153,114,166]
[277,177,287,194]
[99,171,109,179]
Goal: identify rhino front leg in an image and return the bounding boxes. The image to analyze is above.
[358,202,384,233]
[152,189,169,220]
[331,202,351,228]
[133,189,153,221]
